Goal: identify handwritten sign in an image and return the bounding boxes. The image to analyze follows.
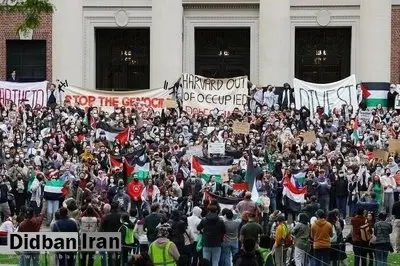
[302,131,317,144]
[183,145,203,160]
[208,142,225,155]
[389,139,400,153]
[232,121,250,135]
[358,110,372,123]
[164,98,178,109]
[293,75,357,119]
[373,150,389,162]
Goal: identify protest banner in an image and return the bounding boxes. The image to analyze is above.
[358,110,372,123]
[373,150,389,162]
[232,121,250,135]
[302,131,317,144]
[293,75,357,118]
[63,86,170,112]
[208,142,225,155]
[183,145,203,160]
[180,73,248,115]
[0,81,48,107]
[389,139,400,153]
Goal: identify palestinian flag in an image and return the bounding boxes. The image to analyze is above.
[282,175,307,204]
[43,179,65,201]
[109,155,134,178]
[192,156,233,183]
[351,119,360,143]
[124,148,150,181]
[362,82,390,108]
[96,121,129,144]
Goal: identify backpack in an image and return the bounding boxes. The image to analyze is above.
[360,220,371,242]
[282,224,293,247]
[235,252,259,266]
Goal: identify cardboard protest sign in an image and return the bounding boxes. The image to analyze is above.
[208,142,225,155]
[373,150,389,162]
[293,75,357,118]
[0,81,48,107]
[232,121,250,135]
[302,131,317,144]
[388,139,400,153]
[180,73,248,115]
[183,145,203,160]
[164,98,178,109]
[358,110,372,123]
[63,86,170,112]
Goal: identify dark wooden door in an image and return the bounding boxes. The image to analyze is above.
[195,28,250,79]
[295,27,351,83]
[96,28,150,90]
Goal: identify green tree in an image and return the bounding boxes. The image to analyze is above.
[0,0,55,32]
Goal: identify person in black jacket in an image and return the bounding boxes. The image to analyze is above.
[99,202,122,266]
[233,238,263,266]
[387,84,398,110]
[333,170,349,219]
[197,204,226,266]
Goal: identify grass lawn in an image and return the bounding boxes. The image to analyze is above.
[1,252,400,265]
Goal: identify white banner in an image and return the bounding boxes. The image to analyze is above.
[180,73,248,115]
[293,75,357,117]
[0,81,48,107]
[62,86,171,112]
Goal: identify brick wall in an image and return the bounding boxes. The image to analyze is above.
[0,12,52,81]
[392,6,400,84]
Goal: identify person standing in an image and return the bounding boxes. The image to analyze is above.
[29,173,44,215]
[351,208,368,266]
[7,70,19,82]
[18,207,44,266]
[374,212,392,266]
[99,202,122,266]
[272,214,290,266]
[316,170,331,212]
[187,206,202,266]
[380,169,396,217]
[310,209,333,266]
[141,178,160,214]
[149,223,180,266]
[235,191,258,216]
[127,175,144,217]
[52,207,79,266]
[292,213,310,266]
[0,175,11,221]
[197,205,226,266]
[144,203,164,243]
[333,170,348,219]
[393,199,400,252]
[80,205,99,266]
[221,209,241,266]
[43,176,64,226]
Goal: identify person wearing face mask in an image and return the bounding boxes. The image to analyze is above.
[332,170,348,219]
[380,168,396,218]
[316,169,331,212]
[113,181,131,212]
[387,84,398,109]
[127,175,144,218]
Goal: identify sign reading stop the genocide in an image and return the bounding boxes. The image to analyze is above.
[63,86,171,112]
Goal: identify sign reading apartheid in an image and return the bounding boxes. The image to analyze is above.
[180,73,248,115]
[0,81,48,107]
[293,75,357,118]
[63,86,171,112]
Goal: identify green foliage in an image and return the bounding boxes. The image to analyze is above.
[0,0,55,32]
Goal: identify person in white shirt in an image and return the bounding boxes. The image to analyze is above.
[0,216,16,245]
[381,168,396,217]
[187,206,202,266]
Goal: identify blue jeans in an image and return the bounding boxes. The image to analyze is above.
[269,197,276,212]
[335,196,347,219]
[318,195,329,212]
[20,253,39,266]
[221,240,238,266]
[203,246,221,266]
[375,243,390,266]
[47,200,59,222]
[314,248,330,266]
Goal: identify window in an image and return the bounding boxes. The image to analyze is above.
[195,28,250,79]
[6,40,47,82]
[96,28,150,90]
[295,27,351,83]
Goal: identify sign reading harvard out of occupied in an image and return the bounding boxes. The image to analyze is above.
[180,73,248,115]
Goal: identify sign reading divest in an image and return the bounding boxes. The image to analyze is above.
[180,73,248,115]
[293,75,357,118]
[0,81,48,107]
[63,86,170,112]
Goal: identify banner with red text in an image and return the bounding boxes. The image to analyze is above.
[180,73,248,115]
[63,86,171,112]
[0,81,48,107]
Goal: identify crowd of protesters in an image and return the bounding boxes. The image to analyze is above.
[0,82,400,266]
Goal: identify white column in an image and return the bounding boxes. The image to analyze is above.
[359,0,391,82]
[52,0,84,87]
[150,0,183,89]
[259,0,291,86]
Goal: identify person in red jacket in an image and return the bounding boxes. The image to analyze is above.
[127,174,144,218]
